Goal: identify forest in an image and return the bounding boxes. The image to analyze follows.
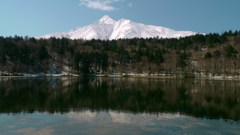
[0,30,240,77]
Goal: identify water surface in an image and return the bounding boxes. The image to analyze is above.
[0,77,239,134]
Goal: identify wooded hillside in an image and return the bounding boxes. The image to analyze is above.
[0,30,240,77]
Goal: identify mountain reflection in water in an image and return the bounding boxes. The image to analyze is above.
[0,77,239,121]
[2,111,239,135]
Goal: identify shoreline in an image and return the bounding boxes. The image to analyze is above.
[1,73,240,81]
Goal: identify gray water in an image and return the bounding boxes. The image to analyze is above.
[0,77,239,134]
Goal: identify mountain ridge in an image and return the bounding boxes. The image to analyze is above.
[38,15,196,40]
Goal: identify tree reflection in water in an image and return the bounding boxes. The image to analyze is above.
[0,77,239,121]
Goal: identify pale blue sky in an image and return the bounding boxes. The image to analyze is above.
[0,0,240,37]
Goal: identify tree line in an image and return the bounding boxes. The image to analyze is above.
[0,30,240,77]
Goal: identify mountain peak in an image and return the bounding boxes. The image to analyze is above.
[98,15,116,24]
[38,16,197,40]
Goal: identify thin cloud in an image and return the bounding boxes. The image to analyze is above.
[80,0,124,11]
[128,2,133,7]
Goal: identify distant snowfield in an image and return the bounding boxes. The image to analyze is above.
[38,15,196,40]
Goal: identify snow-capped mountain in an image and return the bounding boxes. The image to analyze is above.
[39,15,196,40]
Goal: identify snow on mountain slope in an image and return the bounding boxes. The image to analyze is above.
[38,15,196,40]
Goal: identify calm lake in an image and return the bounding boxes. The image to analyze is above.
[0,77,239,135]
